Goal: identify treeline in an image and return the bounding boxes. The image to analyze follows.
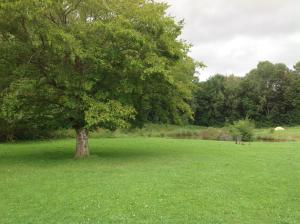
[193,61,300,127]
[1,60,300,141]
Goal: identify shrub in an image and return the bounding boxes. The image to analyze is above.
[229,119,255,142]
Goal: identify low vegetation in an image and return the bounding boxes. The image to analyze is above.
[1,138,299,224]
[47,124,300,143]
[229,119,255,143]
[255,126,300,142]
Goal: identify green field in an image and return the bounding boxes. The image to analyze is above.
[1,138,300,224]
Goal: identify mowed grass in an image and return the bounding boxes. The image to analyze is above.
[0,138,299,224]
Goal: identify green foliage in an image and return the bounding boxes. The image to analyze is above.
[193,61,300,127]
[294,61,300,75]
[0,0,198,140]
[240,61,300,126]
[229,119,255,142]
[84,98,136,130]
[0,78,60,141]
[194,75,242,126]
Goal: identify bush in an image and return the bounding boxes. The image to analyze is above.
[0,118,57,142]
[229,119,255,142]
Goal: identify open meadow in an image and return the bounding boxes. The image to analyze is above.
[1,0,300,223]
[1,138,299,224]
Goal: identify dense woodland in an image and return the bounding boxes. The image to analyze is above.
[194,61,300,127]
[0,0,300,150]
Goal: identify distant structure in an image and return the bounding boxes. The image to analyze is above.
[274,127,285,131]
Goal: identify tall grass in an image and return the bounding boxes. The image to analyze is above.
[6,124,300,142]
[51,124,233,141]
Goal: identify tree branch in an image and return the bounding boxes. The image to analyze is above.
[65,0,83,16]
[62,0,83,24]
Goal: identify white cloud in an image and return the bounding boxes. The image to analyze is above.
[161,0,300,80]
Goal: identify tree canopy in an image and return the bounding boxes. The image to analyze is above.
[0,0,198,157]
[193,61,300,127]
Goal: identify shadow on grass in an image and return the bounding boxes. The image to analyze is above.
[0,147,174,166]
[94,149,170,160]
[0,150,73,164]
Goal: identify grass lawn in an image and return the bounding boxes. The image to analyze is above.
[0,138,299,224]
[255,126,300,141]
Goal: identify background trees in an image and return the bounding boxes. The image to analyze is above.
[193,61,300,127]
[193,75,243,126]
[240,61,300,126]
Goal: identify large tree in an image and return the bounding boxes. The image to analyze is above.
[294,61,300,75]
[240,61,300,125]
[193,75,242,126]
[0,0,198,157]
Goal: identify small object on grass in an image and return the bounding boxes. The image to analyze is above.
[236,136,242,145]
[274,127,285,131]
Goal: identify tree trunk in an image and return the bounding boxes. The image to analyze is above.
[75,128,89,159]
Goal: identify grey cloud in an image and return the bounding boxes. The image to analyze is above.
[167,0,300,42]
[162,0,300,80]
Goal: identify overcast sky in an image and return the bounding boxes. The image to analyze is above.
[162,0,300,80]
